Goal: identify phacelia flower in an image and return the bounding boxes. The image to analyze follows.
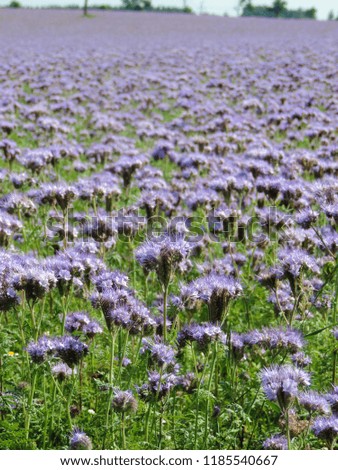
[69,427,92,450]
[263,434,288,450]
[51,362,73,382]
[135,235,191,288]
[54,336,88,368]
[298,391,330,414]
[111,389,138,413]
[312,415,338,448]
[260,365,311,410]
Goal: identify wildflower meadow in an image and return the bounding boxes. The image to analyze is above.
[0,9,337,451]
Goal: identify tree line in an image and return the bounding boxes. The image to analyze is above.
[4,1,193,15]
[239,0,317,19]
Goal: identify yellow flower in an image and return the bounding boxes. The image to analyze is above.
[7,351,15,357]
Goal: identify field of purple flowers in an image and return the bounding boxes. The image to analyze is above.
[0,10,337,450]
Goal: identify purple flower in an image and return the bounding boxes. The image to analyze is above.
[135,235,191,288]
[84,321,103,338]
[82,214,117,244]
[65,311,91,333]
[108,154,147,188]
[51,362,73,381]
[12,266,57,301]
[91,287,132,317]
[0,210,23,247]
[54,336,88,367]
[0,193,36,218]
[34,182,78,211]
[106,298,156,335]
[111,389,138,413]
[325,386,338,413]
[295,209,318,229]
[263,434,288,450]
[65,311,102,338]
[176,372,198,394]
[177,323,226,350]
[114,356,131,367]
[312,416,338,447]
[315,226,337,254]
[146,370,178,399]
[141,336,176,369]
[0,263,20,312]
[183,273,242,322]
[277,247,320,279]
[321,202,338,223]
[92,270,129,292]
[260,365,310,410]
[69,427,92,450]
[291,352,312,368]
[0,138,20,165]
[137,189,178,219]
[26,336,55,364]
[244,327,305,353]
[298,391,330,414]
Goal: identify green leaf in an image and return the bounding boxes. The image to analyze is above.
[304,323,338,338]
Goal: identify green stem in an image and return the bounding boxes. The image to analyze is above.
[145,402,151,444]
[333,257,338,385]
[25,364,38,442]
[66,370,76,430]
[42,373,48,448]
[163,285,169,342]
[28,302,37,340]
[330,437,336,450]
[63,208,69,249]
[61,293,69,335]
[285,409,291,450]
[144,274,149,304]
[79,359,83,411]
[158,404,164,449]
[121,412,126,449]
[194,347,211,449]
[118,330,129,380]
[49,380,57,445]
[102,332,115,449]
[204,340,218,448]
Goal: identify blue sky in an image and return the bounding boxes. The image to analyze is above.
[3,1,337,20]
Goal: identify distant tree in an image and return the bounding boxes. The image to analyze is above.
[83,0,89,16]
[97,4,112,9]
[328,10,334,20]
[122,0,136,9]
[8,1,21,7]
[181,0,193,13]
[236,0,251,14]
[122,0,152,10]
[241,1,316,19]
[272,0,287,17]
[304,7,316,19]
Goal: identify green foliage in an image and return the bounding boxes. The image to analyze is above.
[241,0,317,19]
[327,10,335,20]
[271,0,286,17]
[119,1,193,14]
[121,0,152,11]
[8,1,21,8]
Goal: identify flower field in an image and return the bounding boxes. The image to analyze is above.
[0,10,337,450]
